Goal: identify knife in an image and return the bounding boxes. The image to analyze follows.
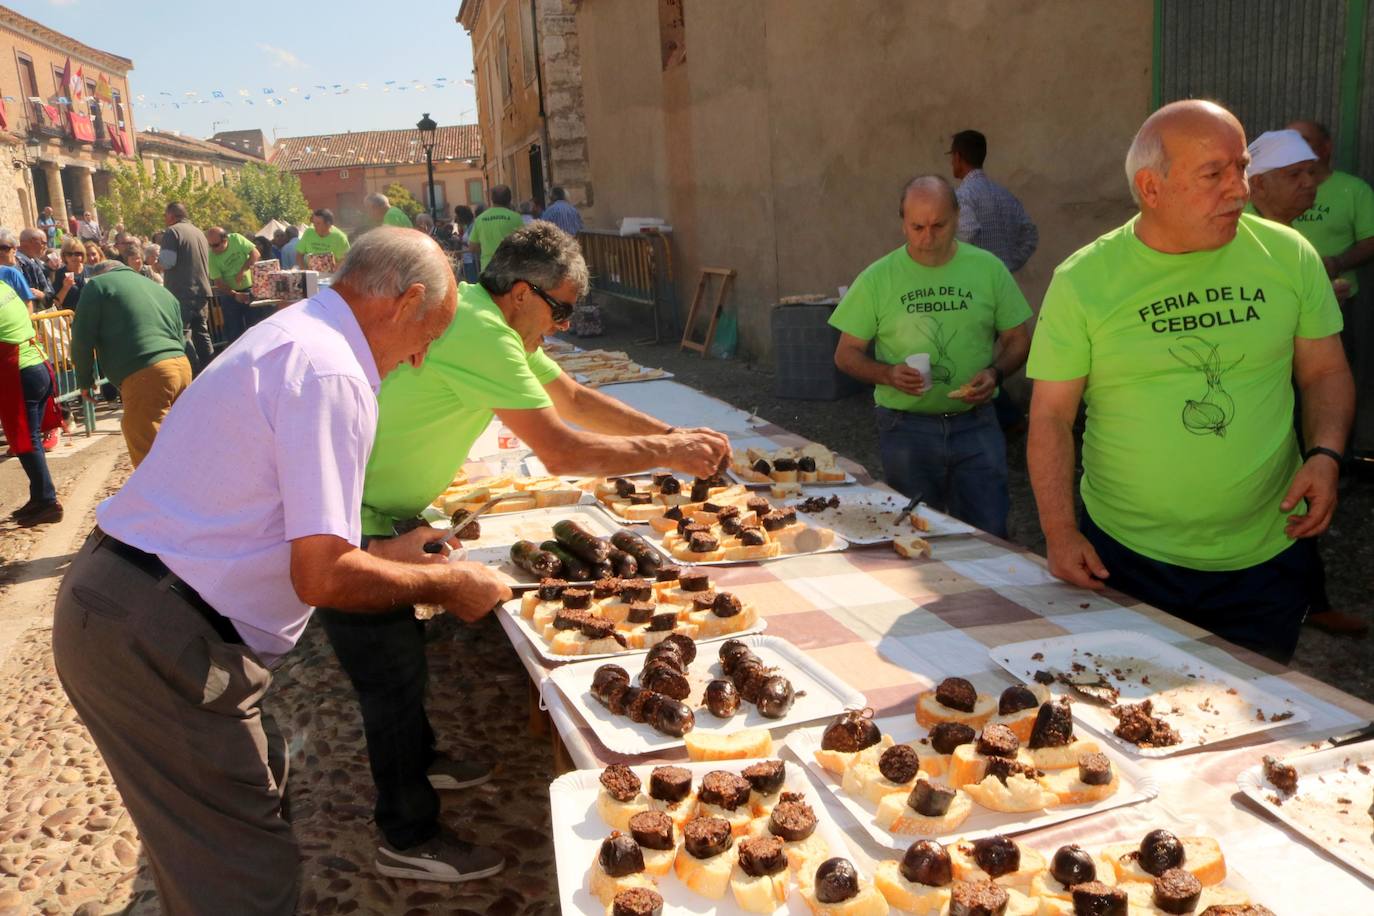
[1325,721,1374,749]
[422,493,523,553]
[893,494,923,527]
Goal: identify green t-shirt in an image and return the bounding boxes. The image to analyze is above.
[383,206,413,227]
[296,225,351,262]
[207,232,256,291]
[1291,170,1374,294]
[829,242,1031,413]
[361,281,563,535]
[468,207,525,270]
[0,284,44,369]
[1027,213,1343,571]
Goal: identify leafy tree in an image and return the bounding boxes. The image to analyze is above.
[95,159,256,238]
[384,182,425,220]
[233,163,311,226]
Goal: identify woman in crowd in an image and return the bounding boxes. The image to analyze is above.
[52,238,88,311]
[117,242,161,285]
[454,205,478,283]
[0,229,36,308]
[414,212,435,236]
[142,243,164,284]
[84,241,104,266]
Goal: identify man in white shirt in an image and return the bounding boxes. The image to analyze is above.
[52,228,511,914]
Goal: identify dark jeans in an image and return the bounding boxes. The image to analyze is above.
[180,298,214,376]
[317,604,438,849]
[17,363,57,505]
[1081,512,1315,663]
[217,292,250,347]
[876,404,1009,537]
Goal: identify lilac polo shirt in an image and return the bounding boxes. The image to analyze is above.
[97,288,381,664]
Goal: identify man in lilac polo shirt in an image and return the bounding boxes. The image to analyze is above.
[51,228,512,914]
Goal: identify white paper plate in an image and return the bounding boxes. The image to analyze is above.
[549,757,858,914]
[431,504,668,587]
[1237,741,1374,881]
[787,712,1158,849]
[780,486,976,545]
[549,634,866,756]
[991,630,1310,757]
[640,517,850,567]
[499,597,769,665]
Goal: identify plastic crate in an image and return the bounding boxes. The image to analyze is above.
[771,304,864,400]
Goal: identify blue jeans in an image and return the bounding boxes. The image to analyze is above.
[876,404,1009,537]
[217,292,249,347]
[17,363,57,505]
[316,604,439,849]
[1081,513,1314,663]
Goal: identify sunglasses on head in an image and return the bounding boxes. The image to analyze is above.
[524,280,576,323]
[0,245,13,252]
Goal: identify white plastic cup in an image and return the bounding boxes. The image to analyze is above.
[904,353,931,394]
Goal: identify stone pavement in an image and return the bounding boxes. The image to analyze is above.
[0,447,563,914]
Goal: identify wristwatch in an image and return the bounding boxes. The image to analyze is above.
[1304,446,1342,468]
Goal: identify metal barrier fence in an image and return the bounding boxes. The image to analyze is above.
[576,230,674,342]
[31,309,100,435]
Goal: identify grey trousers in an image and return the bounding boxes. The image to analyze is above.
[180,298,214,376]
[52,532,298,916]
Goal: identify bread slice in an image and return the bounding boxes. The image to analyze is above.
[696,800,755,837]
[1121,879,1251,913]
[984,684,1052,743]
[1030,854,1120,905]
[730,859,789,913]
[797,872,891,915]
[648,790,698,831]
[772,524,837,554]
[893,535,933,559]
[876,786,973,836]
[840,746,924,805]
[745,816,830,872]
[587,857,655,905]
[1103,836,1226,886]
[946,744,1035,788]
[648,514,679,534]
[817,468,848,482]
[949,839,1047,887]
[640,843,676,878]
[692,603,759,639]
[721,540,782,562]
[1026,736,1101,771]
[1042,762,1121,806]
[674,843,734,899]
[685,727,774,762]
[595,790,650,831]
[961,772,1057,812]
[872,859,951,915]
[814,734,895,777]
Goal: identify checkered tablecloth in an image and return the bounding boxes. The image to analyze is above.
[472,379,1374,909]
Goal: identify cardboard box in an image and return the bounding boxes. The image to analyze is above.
[268,269,320,301]
[251,260,280,299]
[304,253,337,274]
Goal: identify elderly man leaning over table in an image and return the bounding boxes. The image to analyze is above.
[316,221,732,884]
[51,228,513,915]
[1026,99,1354,665]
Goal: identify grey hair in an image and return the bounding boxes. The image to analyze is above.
[480,221,590,299]
[1125,121,1171,206]
[332,227,453,314]
[0,228,17,247]
[88,260,122,277]
[414,212,435,230]
[143,242,159,260]
[898,175,958,217]
[19,227,45,245]
[365,192,390,209]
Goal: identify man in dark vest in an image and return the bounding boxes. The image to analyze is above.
[158,202,214,374]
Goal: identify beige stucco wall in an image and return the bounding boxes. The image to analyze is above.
[574,0,1153,363]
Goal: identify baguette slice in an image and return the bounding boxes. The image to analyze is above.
[674,843,734,899]
[595,790,650,832]
[1041,763,1121,805]
[797,870,891,915]
[872,859,951,915]
[961,772,1057,813]
[1026,736,1101,771]
[893,535,933,559]
[914,690,997,732]
[587,856,655,905]
[949,839,1047,888]
[814,733,895,777]
[729,859,789,913]
[685,727,773,762]
[876,786,973,836]
[1102,836,1226,886]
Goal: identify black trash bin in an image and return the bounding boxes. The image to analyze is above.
[771,302,863,400]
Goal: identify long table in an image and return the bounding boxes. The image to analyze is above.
[471,379,1374,911]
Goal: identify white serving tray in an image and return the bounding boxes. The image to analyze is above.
[549,757,857,914]
[499,597,768,665]
[787,712,1158,849]
[549,634,866,756]
[991,630,1310,757]
[432,503,668,588]
[1237,741,1374,881]
[640,518,850,567]
[780,486,976,545]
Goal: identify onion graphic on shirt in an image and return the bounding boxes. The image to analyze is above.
[1169,335,1243,437]
[920,317,959,386]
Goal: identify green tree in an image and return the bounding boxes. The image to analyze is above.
[96,159,257,238]
[233,162,311,226]
[384,183,424,220]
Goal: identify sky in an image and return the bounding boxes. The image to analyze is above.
[10,0,479,145]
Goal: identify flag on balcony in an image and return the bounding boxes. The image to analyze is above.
[68,110,95,142]
[60,57,77,104]
[74,66,85,99]
[96,73,113,102]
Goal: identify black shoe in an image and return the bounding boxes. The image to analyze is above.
[16,501,62,527]
[9,500,41,521]
[375,827,505,882]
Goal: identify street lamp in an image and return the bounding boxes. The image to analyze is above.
[417,112,438,221]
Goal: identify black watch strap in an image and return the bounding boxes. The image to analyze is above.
[1304,446,1342,468]
[990,366,1005,386]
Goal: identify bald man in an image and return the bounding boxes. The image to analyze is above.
[1027,100,1354,662]
[831,175,1031,536]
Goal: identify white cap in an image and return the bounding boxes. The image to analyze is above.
[1247,129,1316,177]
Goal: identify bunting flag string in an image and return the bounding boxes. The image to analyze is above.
[131,76,468,110]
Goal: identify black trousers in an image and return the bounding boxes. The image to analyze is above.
[180,298,214,376]
[1081,513,1315,663]
[316,605,439,849]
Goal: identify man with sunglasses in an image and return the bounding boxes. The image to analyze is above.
[206,226,261,345]
[317,222,731,883]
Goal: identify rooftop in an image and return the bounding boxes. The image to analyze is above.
[136,129,263,163]
[269,124,481,171]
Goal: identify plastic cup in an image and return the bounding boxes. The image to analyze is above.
[904,353,931,394]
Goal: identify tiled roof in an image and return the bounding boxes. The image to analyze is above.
[136,129,262,163]
[269,124,481,171]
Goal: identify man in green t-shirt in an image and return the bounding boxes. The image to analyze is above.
[318,222,730,884]
[1286,120,1374,297]
[466,184,524,271]
[294,208,351,268]
[830,175,1031,537]
[366,192,414,229]
[206,226,260,345]
[1027,100,1354,662]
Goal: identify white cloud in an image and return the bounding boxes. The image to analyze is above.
[47,0,79,6]
[256,44,306,70]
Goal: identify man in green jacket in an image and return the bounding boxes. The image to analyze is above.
[73,261,192,466]
[366,192,414,229]
[466,185,524,271]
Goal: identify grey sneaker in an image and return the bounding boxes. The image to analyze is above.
[376,828,505,882]
[427,755,493,790]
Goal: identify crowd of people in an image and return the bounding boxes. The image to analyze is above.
[0,97,1364,913]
